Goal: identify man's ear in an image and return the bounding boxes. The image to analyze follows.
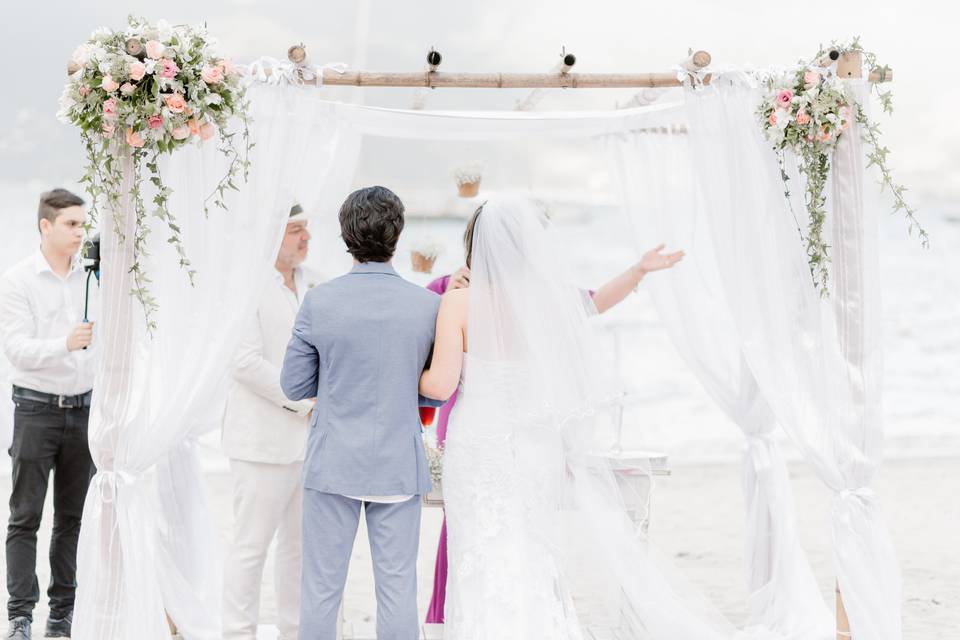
[38,218,51,235]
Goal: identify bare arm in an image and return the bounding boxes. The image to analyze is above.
[419,289,468,400]
[592,244,685,314]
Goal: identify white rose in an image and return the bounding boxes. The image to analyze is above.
[144,59,157,74]
[71,44,93,66]
[91,27,112,42]
[775,108,791,131]
[56,86,77,124]
[204,93,223,106]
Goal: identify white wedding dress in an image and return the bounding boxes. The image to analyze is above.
[439,196,753,640]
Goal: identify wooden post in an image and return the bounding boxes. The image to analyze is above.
[836,51,862,79]
[836,580,852,639]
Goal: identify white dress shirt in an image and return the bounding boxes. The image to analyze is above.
[222,267,318,464]
[0,249,97,396]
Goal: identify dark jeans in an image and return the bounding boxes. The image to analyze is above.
[6,398,95,621]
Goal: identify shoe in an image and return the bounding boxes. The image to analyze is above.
[43,612,70,639]
[6,617,30,639]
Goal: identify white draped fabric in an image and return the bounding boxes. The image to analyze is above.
[605,127,833,638]
[605,76,899,639]
[73,84,360,640]
[74,65,899,640]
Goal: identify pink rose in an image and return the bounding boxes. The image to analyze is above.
[125,128,145,148]
[767,111,777,126]
[129,61,147,81]
[795,110,810,125]
[102,122,115,136]
[199,121,215,141]
[78,85,91,97]
[120,82,136,96]
[201,64,224,84]
[221,59,237,76]
[159,58,179,79]
[171,125,191,140]
[165,93,186,113]
[145,40,165,60]
[803,70,821,88]
[148,115,164,129]
[775,89,794,108]
[101,75,119,93]
[102,97,118,120]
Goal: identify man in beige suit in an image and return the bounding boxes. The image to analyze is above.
[222,204,319,640]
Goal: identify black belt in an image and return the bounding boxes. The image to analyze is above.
[12,386,92,409]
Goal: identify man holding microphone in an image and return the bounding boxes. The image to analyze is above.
[0,189,97,639]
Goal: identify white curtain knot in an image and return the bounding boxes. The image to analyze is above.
[95,470,137,504]
[837,486,875,503]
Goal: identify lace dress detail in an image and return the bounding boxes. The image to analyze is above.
[442,355,584,640]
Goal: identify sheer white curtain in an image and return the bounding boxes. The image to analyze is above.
[680,76,900,639]
[73,82,360,640]
[606,129,833,639]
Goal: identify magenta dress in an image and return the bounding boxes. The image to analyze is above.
[425,274,457,623]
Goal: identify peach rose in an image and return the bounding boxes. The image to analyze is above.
[159,59,179,79]
[775,89,794,108]
[795,110,810,125]
[129,61,147,81]
[120,82,136,96]
[803,70,821,88]
[165,93,186,113]
[767,111,777,126]
[125,128,145,148]
[102,98,119,120]
[145,40,165,60]
[148,115,164,129]
[816,126,831,143]
[187,118,200,136]
[101,75,119,93]
[171,125,191,140]
[201,64,224,84]
[199,121,215,141]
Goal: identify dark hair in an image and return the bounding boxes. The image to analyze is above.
[463,203,484,269]
[338,186,405,263]
[38,188,85,232]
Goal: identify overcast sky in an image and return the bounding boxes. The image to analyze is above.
[0,0,956,212]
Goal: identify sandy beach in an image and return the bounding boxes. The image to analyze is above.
[0,454,954,638]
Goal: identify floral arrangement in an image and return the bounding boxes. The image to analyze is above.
[58,16,252,330]
[410,236,445,261]
[757,38,927,295]
[424,442,444,490]
[453,163,483,186]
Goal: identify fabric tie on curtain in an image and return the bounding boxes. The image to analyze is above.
[73,82,362,640]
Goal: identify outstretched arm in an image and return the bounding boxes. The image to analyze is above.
[592,244,685,314]
[419,289,467,401]
[280,303,320,401]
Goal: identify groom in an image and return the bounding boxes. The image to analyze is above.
[281,186,440,640]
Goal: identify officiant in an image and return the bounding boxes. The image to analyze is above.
[221,203,320,640]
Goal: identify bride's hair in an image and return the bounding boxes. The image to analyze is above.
[463,203,485,269]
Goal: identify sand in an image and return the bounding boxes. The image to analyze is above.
[0,456,954,638]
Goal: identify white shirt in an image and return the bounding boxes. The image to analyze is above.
[0,249,98,396]
[222,267,317,464]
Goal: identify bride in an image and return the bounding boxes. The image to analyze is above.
[419,196,742,639]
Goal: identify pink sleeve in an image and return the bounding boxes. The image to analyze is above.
[427,275,451,295]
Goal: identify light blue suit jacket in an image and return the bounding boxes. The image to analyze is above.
[281,262,441,496]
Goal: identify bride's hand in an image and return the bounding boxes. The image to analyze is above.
[636,244,685,276]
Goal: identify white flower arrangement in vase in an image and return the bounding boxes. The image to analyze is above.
[423,442,444,507]
[410,236,445,274]
[453,163,483,198]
